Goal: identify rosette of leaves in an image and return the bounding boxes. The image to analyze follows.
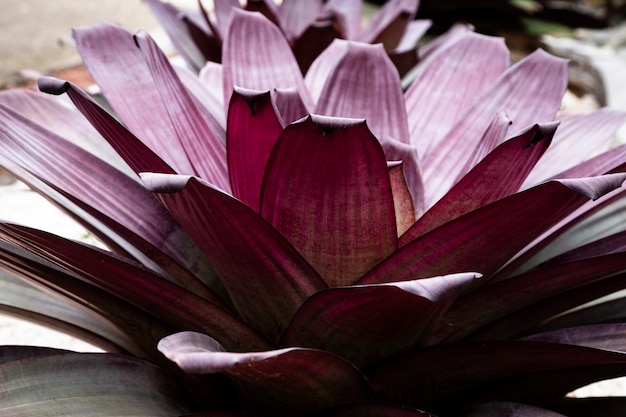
[145,0,431,76]
[2,3,626,417]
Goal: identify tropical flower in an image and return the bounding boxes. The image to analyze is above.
[1,3,626,416]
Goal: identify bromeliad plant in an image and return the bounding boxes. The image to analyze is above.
[2,0,626,416]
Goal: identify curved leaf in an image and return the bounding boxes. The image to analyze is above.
[142,173,327,343]
[260,115,397,287]
[366,340,626,413]
[0,222,269,352]
[144,0,209,71]
[134,30,230,192]
[423,49,569,207]
[405,32,510,157]
[524,107,626,186]
[400,121,556,244]
[430,252,626,344]
[226,88,283,211]
[314,40,410,144]
[222,9,313,111]
[360,174,626,285]
[281,273,479,367]
[0,104,214,285]
[38,77,175,175]
[159,331,372,416]
[0,352,188,416]
[523,323,626,352]
[74,22,195,174]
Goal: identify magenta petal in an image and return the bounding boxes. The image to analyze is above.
[359,174,626,285]
[222,9,313,110]
[38,77,175,175]
[401,121,557,244]
[134,30,230,192]
[315,41,410,144]
[226,88,284,211]
[260,115,398,287]
[423,49,569,207]
[74,22,194,174]
[282,273,478,367]
[159,331,372,415]
[405,32,510,159]
[142,173,327,343]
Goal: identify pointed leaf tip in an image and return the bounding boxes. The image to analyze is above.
[37,76,69,95]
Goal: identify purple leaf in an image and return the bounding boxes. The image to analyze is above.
[422,49,569,208]
[0,352,189,416]
[400,121,556,244]
[134,30,230,192]
[226,88,284,211]
[0,271,130,353]
[314,40,410,144]
[222,9,313,111]
[74,22,195,174]
[366,340,626,412]
[0,104,214,284]
[0,222,269,352]
[159,331,373,415]
[0,237,171,356]
[38,77,175,175]
[523,323,626,352]
[260,115,397,287]
[0,89,129,175]
[212,0,242,41]
[430,251,626,344]
[524,107,626,186]
[142,173,327,343]
[359,174,626,285]
[405,31,510,159]
[144,0,211,70]
[281,273,478,367]
[461,401,568,417]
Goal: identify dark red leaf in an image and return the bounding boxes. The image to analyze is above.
[143,173,327,343]
[260,115,397,287]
